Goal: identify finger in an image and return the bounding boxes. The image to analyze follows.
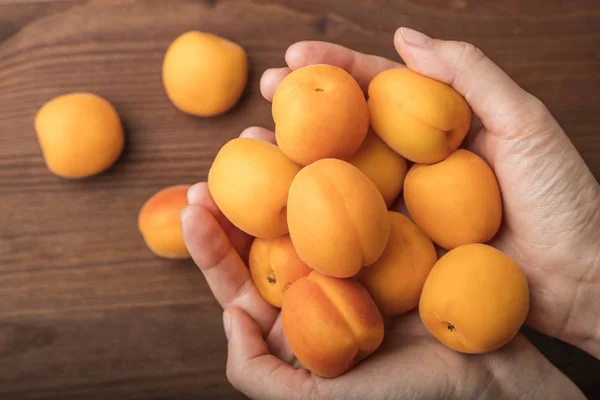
[181,205,278,335]
[186,182,252,261]
[224,307,322,400]
[265,313,295,364]
[240,126,276,144]
[394,27,551,142]
[285,41,402,92]
[260,67,291,102]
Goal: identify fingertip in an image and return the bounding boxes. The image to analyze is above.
[260,67,291,102]
[239,126,276,144]
[187,182,209,205]
[180,204,195,230]
[284,41,309,69]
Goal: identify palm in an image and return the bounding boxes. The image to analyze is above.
[465,123,600,341]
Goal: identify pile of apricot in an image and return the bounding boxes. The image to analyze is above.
[33,31,529,379]
[210,64,529,378]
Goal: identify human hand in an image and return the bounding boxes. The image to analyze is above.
[181,27,596,400]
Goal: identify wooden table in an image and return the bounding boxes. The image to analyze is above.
[1,1,599,398]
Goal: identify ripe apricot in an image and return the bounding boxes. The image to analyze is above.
[347,132,408,207]
[249,235,312,308]
[34,92,124,178]
[404,149,502,250]
[368,69,471,164]
[356,212,437,316]
[272,64,369,165]
[282,271,384,378]
[162,31,248,116]
[287,159,390,278]
[208,138,301,238]
[419,244,529,353]
[138,185,190,259]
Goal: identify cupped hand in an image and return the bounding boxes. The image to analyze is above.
[180,27,597,400]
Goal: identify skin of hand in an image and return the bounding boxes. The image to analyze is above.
[181,27,600,399]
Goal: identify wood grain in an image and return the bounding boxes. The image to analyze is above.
[0,0,599,398]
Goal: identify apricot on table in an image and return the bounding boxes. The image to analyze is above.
[282,271,384,378]
[356,212,437,316]
[208,137,301,238]
[34,92,124,178]
[347,131,408,207]
[404,149,502,250]
[249,235,312,308]
[419,243,529,353]
[162,31,248,117]
[287,158,390,278]
[368,69,472,164]
[138,185,191,259]
[272,64,369,166]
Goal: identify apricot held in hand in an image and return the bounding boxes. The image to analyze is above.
[356,212,437,316]
[404,149,502,250]
[368,69,471,164]
[208,138,301,238]
[282,271,384,378]
[249,235,312,308]
[419,244,529,353]
[162,31,248,116]
[138,185,191,259]
[34,93,124,178]
[347,132,408,207]
[287,159,390,278]
[272,64,369,166]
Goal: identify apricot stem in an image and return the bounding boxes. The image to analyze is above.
[314,87,324,92]
[447,323,455,332]
[267,270,277,285]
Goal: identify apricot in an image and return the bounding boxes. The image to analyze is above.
[282,271,384,378]
[356,212,437,316]
[368,69,472,164]
[272,64,369,166]
[208,138,301,238]
[34,92,124,178]
[248,235,312,308]
[287,159,390,278]
[138,185,190,259]
[347,132,408,207]
[404,149,502,250]
[419,244,529,353]
[162,31,248,116]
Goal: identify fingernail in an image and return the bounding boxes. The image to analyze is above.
[399,27,433,48]
[180,206,193,228]
[223,311,232,340]
[187,185,199,205]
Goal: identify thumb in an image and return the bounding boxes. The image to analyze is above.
[394,27,551,142]
[223,307,319,400]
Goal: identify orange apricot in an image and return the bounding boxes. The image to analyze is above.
[162,31,248,116]
[248,235,312,308]
[138,185,190,259]
[404,149,502,250]
[356,212,437,316]
[208,138,301,238]
[282,271,384,378]
[347,131,408,207]
[287,159,390,278]
[272,64,369,165]
[368,69,472,164]
[419,244,529,353]
[34,93,124,178]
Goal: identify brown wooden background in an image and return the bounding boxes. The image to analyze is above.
[1,0,599,399]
